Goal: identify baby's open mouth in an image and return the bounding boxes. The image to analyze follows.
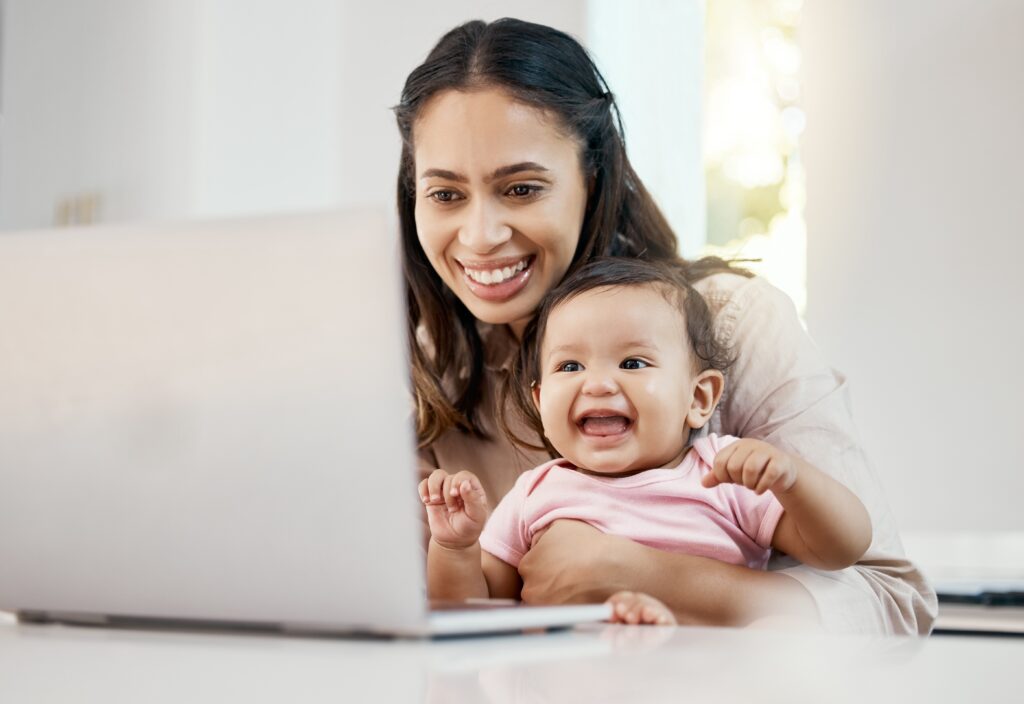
[578,415,632,436]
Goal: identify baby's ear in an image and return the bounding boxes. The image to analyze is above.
[530,381,542,410]
[686,369,725,429]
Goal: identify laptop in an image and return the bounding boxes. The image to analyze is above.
[0,210,611,637]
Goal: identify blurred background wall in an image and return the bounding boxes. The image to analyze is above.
[802,0,1024,533]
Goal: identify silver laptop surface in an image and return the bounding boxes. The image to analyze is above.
[0,211,610,636]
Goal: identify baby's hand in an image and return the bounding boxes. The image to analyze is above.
[702,438,797,495]
[606,591,677,626]
[418,469,489,550]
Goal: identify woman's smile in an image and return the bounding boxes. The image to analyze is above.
[457,254,535,302]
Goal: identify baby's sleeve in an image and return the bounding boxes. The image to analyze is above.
[479,471,533,568]
[731,485,785,550]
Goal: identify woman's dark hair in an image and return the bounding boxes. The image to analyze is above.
[501,257,735,457]
[394,18,745,448]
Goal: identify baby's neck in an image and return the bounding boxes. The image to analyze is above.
[572,446,692,479]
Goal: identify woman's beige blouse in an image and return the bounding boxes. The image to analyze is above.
[418,273,938,635]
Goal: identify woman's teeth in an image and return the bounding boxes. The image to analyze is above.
[464,258,528,285]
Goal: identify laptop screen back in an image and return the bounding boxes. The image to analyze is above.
[0,211,427,632]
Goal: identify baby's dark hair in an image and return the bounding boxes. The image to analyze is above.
[500,257,734,456]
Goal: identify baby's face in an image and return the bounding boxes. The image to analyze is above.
[533,284,703,475]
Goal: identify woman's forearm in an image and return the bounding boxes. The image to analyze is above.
[518,520,820,627]
[605,541,820,627]
[427,540,489,601]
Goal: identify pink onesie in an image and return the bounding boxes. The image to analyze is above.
[479,434,784,570]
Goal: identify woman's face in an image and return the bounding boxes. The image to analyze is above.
[412,88,588,336]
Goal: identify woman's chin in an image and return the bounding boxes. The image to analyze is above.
[459,292,539,328]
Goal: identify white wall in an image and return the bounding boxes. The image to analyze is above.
[191,0,345,218]
[0,0,202,227]
[802,0,1024,532]
[0,1,588,229]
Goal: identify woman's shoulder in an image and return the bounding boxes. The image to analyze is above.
[692,270,789,306]
[692,272,800,343]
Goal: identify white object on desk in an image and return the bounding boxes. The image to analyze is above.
[901,530,1024,594]
[903,530,1024,634]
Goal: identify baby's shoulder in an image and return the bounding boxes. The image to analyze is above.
[514,458,575,496]
[688,433,742,469]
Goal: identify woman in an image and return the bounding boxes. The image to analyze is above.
[394,17,936,634]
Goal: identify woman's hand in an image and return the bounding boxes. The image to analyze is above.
[518,520,634,605]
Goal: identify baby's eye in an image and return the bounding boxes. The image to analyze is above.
[620,358,649,370]
[556,361,583,373]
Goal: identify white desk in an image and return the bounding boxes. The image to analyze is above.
[1,614,1019,703]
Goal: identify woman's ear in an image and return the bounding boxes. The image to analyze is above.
[531,381,542,410]
[686,369,724,429]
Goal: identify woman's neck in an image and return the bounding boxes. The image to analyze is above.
[507,318,529,341]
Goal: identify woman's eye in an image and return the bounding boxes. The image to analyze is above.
[507,184,540,199]
[557,361,582,373]
[620,358,649,370]
[428,190,461,203]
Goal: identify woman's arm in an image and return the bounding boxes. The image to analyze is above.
[518,520,818,627]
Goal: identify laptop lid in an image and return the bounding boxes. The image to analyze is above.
[0,210,435,633]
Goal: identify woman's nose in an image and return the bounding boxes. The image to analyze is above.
[458,199,513,253]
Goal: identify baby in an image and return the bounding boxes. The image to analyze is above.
[419,258,872,625]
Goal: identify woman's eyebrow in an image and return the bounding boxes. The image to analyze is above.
[419,162,550,183]
[487,162,549,182]
[419,168,468,183]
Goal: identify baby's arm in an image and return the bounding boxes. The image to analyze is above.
[702,439,872,570]
[419,470,520,600]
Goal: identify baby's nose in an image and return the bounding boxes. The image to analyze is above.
[581,373,618,395]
